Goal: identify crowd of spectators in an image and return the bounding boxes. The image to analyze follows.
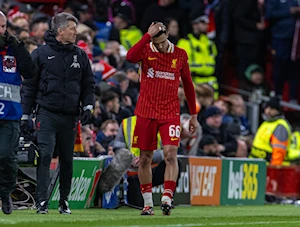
[5,0,300,162]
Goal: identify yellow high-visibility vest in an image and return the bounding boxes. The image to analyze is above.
[287,131,300,161]
[250,118,291,165]
[177,33,218,99]
[120,26,143,50]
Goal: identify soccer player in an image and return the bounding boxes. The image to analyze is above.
[126,22,198,216]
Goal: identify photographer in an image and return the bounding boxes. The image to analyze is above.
[21,12,95,214]
[0,11,36,215]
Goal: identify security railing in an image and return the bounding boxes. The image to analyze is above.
[220,84,300,133]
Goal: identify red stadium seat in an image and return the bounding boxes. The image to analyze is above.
[266,165,300,199]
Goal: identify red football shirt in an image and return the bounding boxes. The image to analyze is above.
[126,34,196,120]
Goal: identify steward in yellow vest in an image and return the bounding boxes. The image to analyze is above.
[177,15,218,99]
[113,10,142,50]
[119,25,143,50]
[250,97,292,165]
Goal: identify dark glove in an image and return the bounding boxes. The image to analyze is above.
[81,110,93,126]
[20,119,29,134]
[5,31,20,47]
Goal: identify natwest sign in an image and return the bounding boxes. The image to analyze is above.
[189,157,222,205]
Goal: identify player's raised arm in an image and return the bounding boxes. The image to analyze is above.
[180,50,198,133]
[181,51,197,115]
[126,22,164,63]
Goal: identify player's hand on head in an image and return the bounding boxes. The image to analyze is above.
[147,22,166,37]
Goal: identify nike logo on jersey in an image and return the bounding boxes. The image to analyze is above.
[148,57,157,60]
[48,56,55,60]
[171,137,179,141]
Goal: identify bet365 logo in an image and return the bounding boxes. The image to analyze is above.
[228,161,259,200]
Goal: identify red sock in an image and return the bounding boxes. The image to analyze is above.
[163,181,176,199]
[140,183,152,194]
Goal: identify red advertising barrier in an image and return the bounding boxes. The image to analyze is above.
[266,165,300,198]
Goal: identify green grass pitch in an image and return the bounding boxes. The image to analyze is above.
[0,205,300,227]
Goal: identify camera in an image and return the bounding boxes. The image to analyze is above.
[17,137,39,166]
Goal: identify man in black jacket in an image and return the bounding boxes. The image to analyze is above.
[21,12,95,214]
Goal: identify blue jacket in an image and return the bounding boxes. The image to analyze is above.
[265,0,298,40]
[0,43,35,121]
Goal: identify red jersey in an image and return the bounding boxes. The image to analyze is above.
[126,34,196,120]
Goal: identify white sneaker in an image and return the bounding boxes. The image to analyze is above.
[58,200,71,214]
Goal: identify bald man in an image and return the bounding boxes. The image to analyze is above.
[0,11,36,214]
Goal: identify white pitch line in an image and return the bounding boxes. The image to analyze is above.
[1,220,300,226]
[101,221,300,227]
[0,219,16,224]
[207,221,300,226]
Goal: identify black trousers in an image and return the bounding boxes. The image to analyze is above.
[273,57,299,100]
[35,108,77,204]
[0,121,19,197]
[271,38,299,100]
[236,42,261,81]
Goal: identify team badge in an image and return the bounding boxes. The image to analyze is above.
[171,59,177,68]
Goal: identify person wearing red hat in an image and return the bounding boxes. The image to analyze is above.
[7,6,29,30]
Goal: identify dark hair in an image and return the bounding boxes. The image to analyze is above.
[7,21,18,32]
[30,18,49,31]
[101,91,119,105]
[15,27,29,36]
[23,37,38,48]
[76,33,89,43]
[199,135,217,149]
[113,71,127,83]
[153,21,167,38]
[164,17,177,28]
